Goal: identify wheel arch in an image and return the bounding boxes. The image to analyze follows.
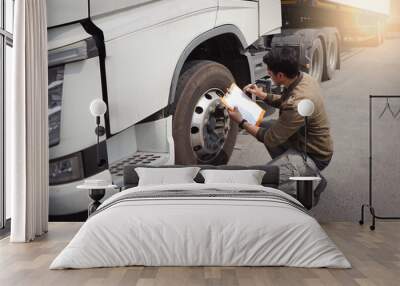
[168,25,253,114]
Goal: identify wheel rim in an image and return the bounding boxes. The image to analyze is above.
[310,43,324,80]
[190,88,230,163]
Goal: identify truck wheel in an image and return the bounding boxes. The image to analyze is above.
[309,38,324,82]
[370,21,384,46]
[173,60,238,165]
[324,35,338,80]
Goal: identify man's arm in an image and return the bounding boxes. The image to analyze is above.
[227,105,304,149]
[243,84,282,108]
[227,107,261,137]
[263,92,283,109]
[241,121,260,137]
[242,108,304,148]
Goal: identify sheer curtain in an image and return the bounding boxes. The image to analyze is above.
[8,0,48,242]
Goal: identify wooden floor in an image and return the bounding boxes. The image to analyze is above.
[0,222,399,286]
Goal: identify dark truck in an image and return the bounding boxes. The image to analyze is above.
[265,0,390,82]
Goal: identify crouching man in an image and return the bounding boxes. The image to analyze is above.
[228,47,333,202]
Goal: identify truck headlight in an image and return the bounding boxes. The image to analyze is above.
[48,37,98,67]
[49,153,84,185]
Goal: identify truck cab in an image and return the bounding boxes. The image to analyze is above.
[47,0,282,218]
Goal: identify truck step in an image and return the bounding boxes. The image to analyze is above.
[109,152,169,177]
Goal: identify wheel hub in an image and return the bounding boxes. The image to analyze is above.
[190,89,230,163]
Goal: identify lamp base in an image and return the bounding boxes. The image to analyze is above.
[296,180,313,210]
[88,189,105,216]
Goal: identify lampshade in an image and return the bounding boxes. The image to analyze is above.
[298,99,315,117]
[89,99,107,117]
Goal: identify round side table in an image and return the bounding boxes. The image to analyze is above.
[77,183,117,216]
[289,176,321,210]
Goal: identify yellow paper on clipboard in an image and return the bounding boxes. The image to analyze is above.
[221,83,266,126]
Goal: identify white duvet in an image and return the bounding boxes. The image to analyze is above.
[50,183,351,269]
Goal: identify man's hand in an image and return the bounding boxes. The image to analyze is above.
[243,84,267,101]
[228,106,260,138]
[227,107,243,124]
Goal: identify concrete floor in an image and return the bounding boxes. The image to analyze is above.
[229,34,400,222]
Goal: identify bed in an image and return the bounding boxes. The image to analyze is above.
[50,165,350,269]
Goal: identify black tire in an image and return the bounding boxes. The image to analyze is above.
[173,60,238,165]
[309,38,324,82]
[324,34,338,80]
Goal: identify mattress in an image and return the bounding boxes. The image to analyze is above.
[50,183,351,269]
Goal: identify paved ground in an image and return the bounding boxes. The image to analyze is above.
[229,34,400,222]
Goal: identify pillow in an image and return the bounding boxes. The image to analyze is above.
[123,165,280,189]
[200,169,266,185]
[135,167,201,186]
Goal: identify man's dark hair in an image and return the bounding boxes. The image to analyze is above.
[263,47,299,79]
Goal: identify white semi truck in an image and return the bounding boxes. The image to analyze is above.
[47,0,390,218]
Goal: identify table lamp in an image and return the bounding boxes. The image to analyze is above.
[89,99,107,166]
[297,99,315,162]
